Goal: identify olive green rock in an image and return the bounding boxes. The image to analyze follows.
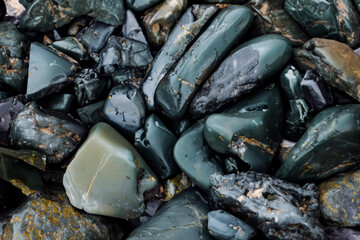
[50,37,87,61]
[155,5,254,119]
[63,122,158,219]
[126,0,162,11]
[303,38,360,103]
[173,122,223,191]
[320,170,360,227]
[142,0,187,47]
[285,0,360,47]
[276,104,360,182]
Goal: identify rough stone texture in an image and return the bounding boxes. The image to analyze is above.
[9,102,88,164]
[210,172,324,240]
[74,69,106,106]
[325,226,360,240]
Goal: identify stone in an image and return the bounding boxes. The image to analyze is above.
[292,47,317,73]
[141,4,218,110]
[300,70,333,112]
[276,104,360,182]
[356,0,360,12]
[0,178,26,214]
[76,100,106,127]
[280,65,305,100]
[95,36,153,76]
[39,93,75,113]
[3,0,27,25]
[0,22,29,92]
[208,210,257,240]
[122,10,147,44]
[210,172,324,240]
[112,68,144,87]
[142,0,187,47]
[10,102,88,164]
[0,0,5,20]
[224,157,239,174]
[74,69,107,106]
[275,139,296,165]
[127,189,212,240]
[0,95,27,146]
[171,118,194,136]
[173,122,223,191]
[126,0,162,12]
[204,84,282,172]
[284,99,309,141]
[285,0,360,47]
[63,122,157,219]
[26,42,79,100]
[77,20,115,53]
[303,38,360,103]
[155,5,254,119]
[0,146,46,171]
[163,172,191,200]
[319,170,360,227]
[103,84,146,138]
[190,34,291,118]
[50,36,87,61]
[134,114,178,179]
[325,226,360,240]
[67,16,90,36]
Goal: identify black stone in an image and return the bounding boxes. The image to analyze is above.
[39,93,76,113]
[325,226,360,240]
[210,172,324,240]
[50,36,87,61]
[284,99,309,141]
[112,68,145,87]
[122,10,147,44]
[76,100,106,127]
[0,0,5,20]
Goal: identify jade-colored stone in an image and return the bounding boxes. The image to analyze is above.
[276,104,360,182]
[155,5,253,119]
[76,100,106,127]
[204,84,282,172]
[280,65,305,100]
[63,122,157,219]
[40,93,76,112]
[173,122,222,191]
[142,0,187,47]
[126,0,162,11]
[50,37,87,61]
[141,4,218,110]
[190,34,291,118]
[122,10,147,44]
[26,42,79,100]
[285,0,360,47]
[304,38,360,103]
[134,114,178,179]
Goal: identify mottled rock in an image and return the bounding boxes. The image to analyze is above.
[113,68,144,87]
[63,122,157,219]
[76,100,106,127]
[40,93,76,113]
[122,10,147,44]
[325,226,360,240]
[275,139,296,165]
[210,172,324,240]
[164,172,192,200]
[155,5,253,119]
[26,42,79,100]
[0,22,29,92]
[50,36,87,61]
[3,0,27,24]
[276,104,360,182]
[74,69,106,106]
[127,189,212,240]
[173,122,223,191]
[10,102,88,164]
[127,0,162,11]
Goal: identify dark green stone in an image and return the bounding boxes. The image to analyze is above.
[208,210,257,240]
[285,0,360,47]
[173,122,222,191]
[39,93,76,113]
[26,42,79,100]
[113,68,144,87]
[284,99,309,140]
[190,34,291,118]
[76,100,106,127]
[280,65,305,100]
[171,118,194,136]
[0,146,46,171]
[134,114,178,179]
[122,10,147,44]
[276,104,360,182]
[10,102,88,164]
[204,84,282,172]
[74,69,106,106]
[141,4,218,110]
[155,5,253,119]
[126,0,162,11]
[142,0,187,47]
[127,189,212,240]
[0,22,29,92]
[50,37,87,61]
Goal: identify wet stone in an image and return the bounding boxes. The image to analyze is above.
[141,4,218,110]
[63,122,158,219]
[319,170,360,227]
[113,68,145,87]
[103,84,146,137]
[0,95,27,146]
[26,42,79,100]
[50,36,87,61]
[292,47,317,73]
[9,102,88,164]
[171,118,194,136]
[0,146,46,171]
[142,0,187,47]
[0,22,29,92]
[276,104,360,182]
[95,36,153,76]
[224,157,239,174]
[210,172,324,240]
[39,93,76,113]
[134,114,178,179]
[280,65,304,100]
[284,99,309,141]
[76,100,106,127]
[122,10,147,44]
[127,189,212,240]
[173,122,223,191]
[77,20,115,53]
[208,209,257,240]
[325,226,360,240]
[155,5,254,119]
[164,172,192,200]
[126,0,162,12]
[190,34,291,119]
[74,69,106,106]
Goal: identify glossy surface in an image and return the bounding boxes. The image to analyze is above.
[122,10,147,44]
[50,37,87,61]
[126,0,162,11]
[74,69,106,106]
[76,100,106,127]
[280,65,304,100]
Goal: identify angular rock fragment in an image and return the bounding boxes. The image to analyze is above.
[74,69,106,106]
[276,104,360,182]
[164,172,191,200]
[10,102,88,164]
[63,122,157,219]
[50,36,87,61]
[210,172,324,240]
[40,93,76,112]
[280,65,305,100]
[122,10,147,44]
[26,42,79,100]
[113,68,144,87]
[127,189,212,240]
[77,100,106,127]
[325,226,360,240]
[126,0,162,12]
